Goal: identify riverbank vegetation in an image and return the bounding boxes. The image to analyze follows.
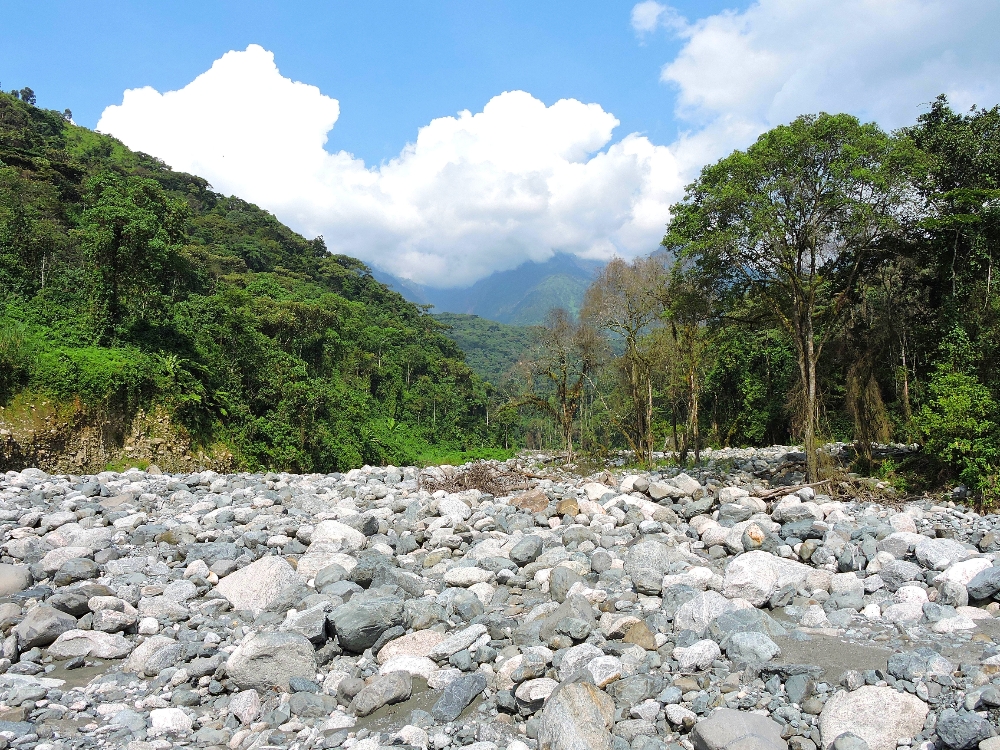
[2,87,998,500]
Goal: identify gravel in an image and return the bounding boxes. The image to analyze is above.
[0,445,995,750]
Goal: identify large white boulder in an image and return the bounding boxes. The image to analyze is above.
[722,550,812,607]
[311,520,366,551]
[819,686,928,750]
[214,555,305,616]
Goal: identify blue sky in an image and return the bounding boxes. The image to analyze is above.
[3,1,999,287]
[1,0,737,165]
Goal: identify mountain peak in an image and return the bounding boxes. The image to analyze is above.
[373,253,604,325]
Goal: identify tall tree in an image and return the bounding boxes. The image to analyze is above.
[665,113,920,480]
[517,308,602,458]
[583,256,665,465]
[75,171,187,340]
[661,261,714,464]
[898,97,1000,496]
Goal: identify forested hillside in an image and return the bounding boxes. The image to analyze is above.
[433,313,537,385]
[0,91,499,472]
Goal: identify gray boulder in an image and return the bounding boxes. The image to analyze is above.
[214,555,306,616]
[725,632,781,663]
[448,588,484,621]
[625,541,672,595]
[966,565,1000,600]
[510,536,543,566]
[329,595,404,653]
[605,674,662,709]
[314,563,348,591]
[351,671,411,717]
[878,560,923,592]
[15,604,75,648]
[914,538,968,570]
[537,682,615,750]
[935,708,996,750]
[886,648,953,682]
[48,629,132,659]
[690,708,786,750]
[0,565,30,596]
[54,558,99,585]
[784,674,814,705]
[281,604,328,644]
[721,551,811,606]
[937,580,969,607]
[831,734,870,750]
[110,708,147,733]
[549,566,582,603]
[185,542,239,566]
[123,636,184,675]
[226,631,317,692]
[674,590,730,634]
[662,585,699,621]
[709,607,788,642]
[431,672,487,722]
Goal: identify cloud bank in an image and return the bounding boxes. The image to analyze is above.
[98,45,681,287]
[98,3,1000,287]
[641,0,1000,168]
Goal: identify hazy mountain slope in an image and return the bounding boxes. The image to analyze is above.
[375,253,603,325]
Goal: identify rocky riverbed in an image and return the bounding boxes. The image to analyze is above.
[0,447,998,750]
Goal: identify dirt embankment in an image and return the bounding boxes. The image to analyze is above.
[0,394,235,473]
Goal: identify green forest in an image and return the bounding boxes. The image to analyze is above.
[432,313,536,386]
[498,98,1000,504]
[2,87,1000,501]
[0,90,503,471]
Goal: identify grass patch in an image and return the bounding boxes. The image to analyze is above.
[103,457,150,473]
[415,446,515,467]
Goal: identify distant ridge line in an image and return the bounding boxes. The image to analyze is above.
[372,253,604,326]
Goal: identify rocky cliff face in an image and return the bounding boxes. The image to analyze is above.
[0,397,234,474]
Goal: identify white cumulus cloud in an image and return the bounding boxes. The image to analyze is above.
[630,1,688,36]
[98,45,682,287]
[99,3,1000,287]
[648,0,1000,167]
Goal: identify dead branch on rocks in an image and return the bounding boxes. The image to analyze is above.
[421,461,535,496]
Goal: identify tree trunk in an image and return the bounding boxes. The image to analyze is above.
[563,403,574,460]
[628,348,646,465]
[805,318,819,483]
[671,407,678,453]
[793,311,819,483]
[900,333,912,429]
[689,367,700,464]
[646,378,654,466]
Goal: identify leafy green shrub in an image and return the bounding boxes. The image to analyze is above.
[979,472,1000,510]
[0,319,35,403]
[915,329,1000,500]
[414,445,516,467]
[31,346,157,405]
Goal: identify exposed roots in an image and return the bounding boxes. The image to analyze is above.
[827,470,907,507]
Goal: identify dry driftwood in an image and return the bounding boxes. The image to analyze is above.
[754,479,831,500]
